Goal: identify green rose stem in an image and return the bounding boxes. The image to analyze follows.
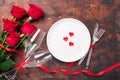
[1,44,9,55]
[0,32,8,53]
[2,32,8,45]
[14,35,27,49]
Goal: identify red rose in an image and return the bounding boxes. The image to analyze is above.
[28,4,44,20]
[11,5,27,19]
[21,22,37,36]
[6,32,21,46]
[3,19,19,33]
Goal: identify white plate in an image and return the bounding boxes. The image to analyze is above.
[47,18,91,62]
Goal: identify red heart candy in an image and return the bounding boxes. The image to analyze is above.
[69,32,74,37]
[69,42,74,46]
[63,37,68,41]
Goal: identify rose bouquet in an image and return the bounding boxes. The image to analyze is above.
[0,4,44,72]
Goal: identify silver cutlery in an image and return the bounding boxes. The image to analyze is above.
[78,23,99,65]
[85,28,105,69]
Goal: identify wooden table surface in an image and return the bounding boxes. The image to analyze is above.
[0,0,120,80]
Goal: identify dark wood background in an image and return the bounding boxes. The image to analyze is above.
[0,0,120,80]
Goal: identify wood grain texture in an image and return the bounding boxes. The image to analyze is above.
[0,0,120,80]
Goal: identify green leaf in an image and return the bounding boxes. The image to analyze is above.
[19,20,24,27]
[0,58,15,71]
[0,55,5,62]
[0,36,3,42]
[0,49,4,54]
[2,31,6,38]
[16,20,24,33]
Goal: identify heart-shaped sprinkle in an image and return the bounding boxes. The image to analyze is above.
[69,32,74,37]
[69,42,74,46]
[63,37,68,41]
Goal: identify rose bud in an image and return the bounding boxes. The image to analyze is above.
[28,4,44,20]
[6,32,21,46]
[11,5,27,19]
[3,19,19,33]
[21,22,37,37]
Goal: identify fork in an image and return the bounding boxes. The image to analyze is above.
[85,28,105,69]
[78,23,99,65]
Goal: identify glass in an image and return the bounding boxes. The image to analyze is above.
[0,29,50,80]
